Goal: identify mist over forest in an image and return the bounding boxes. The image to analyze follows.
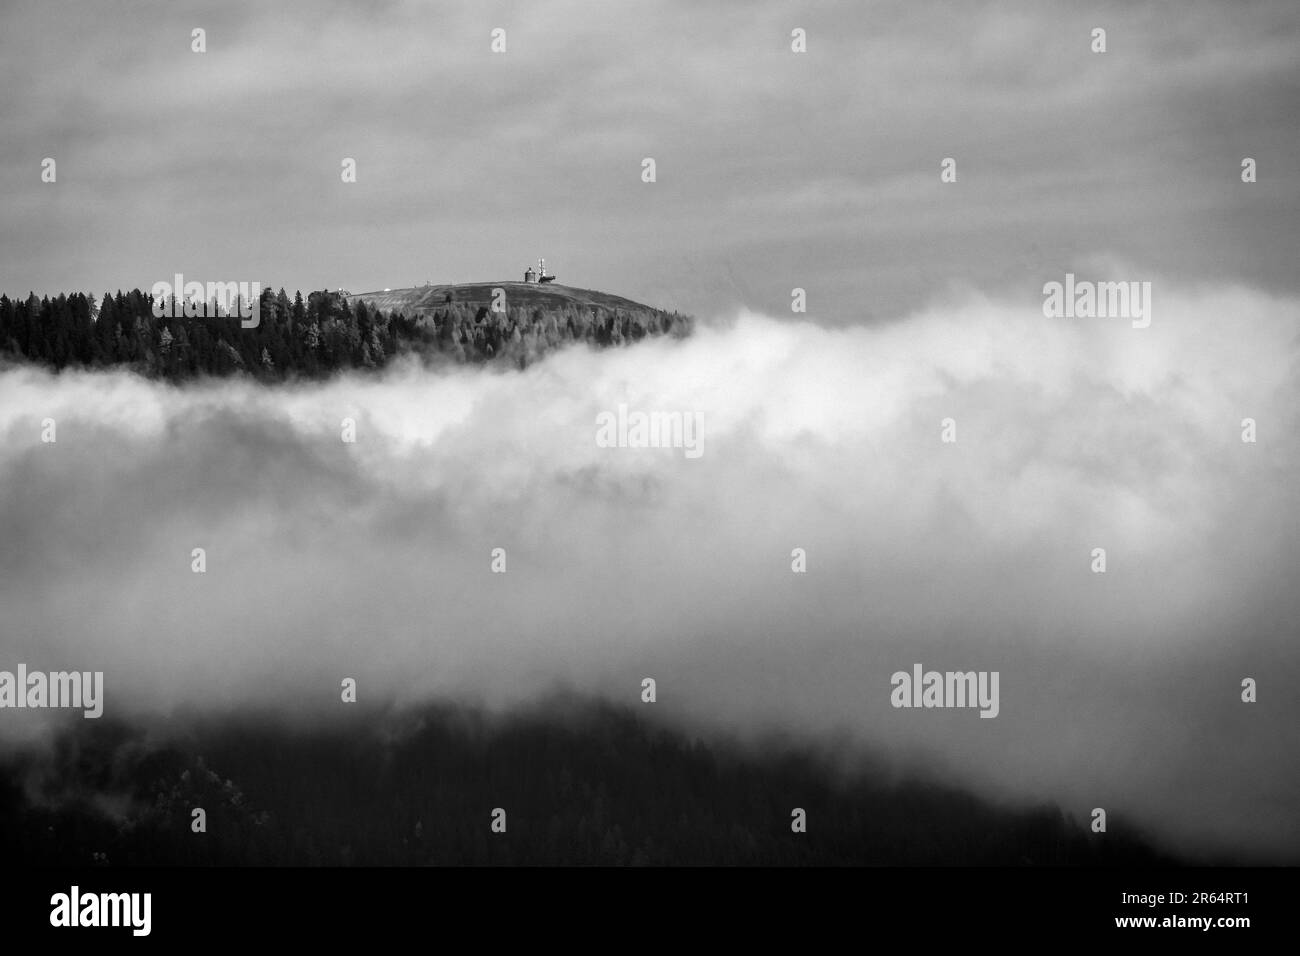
[2,280,1296,864]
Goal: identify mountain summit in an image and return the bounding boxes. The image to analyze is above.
[347,282,673,319]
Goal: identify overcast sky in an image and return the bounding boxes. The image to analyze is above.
[1,0,1297,320]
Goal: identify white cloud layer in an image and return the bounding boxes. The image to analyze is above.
[1,280,1297,860]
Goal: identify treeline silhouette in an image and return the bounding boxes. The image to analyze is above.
[0,289,692,381]
[0,699,1176,866]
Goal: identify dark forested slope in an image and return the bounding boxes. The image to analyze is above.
[0,699,1176,866]
[0,284,692,381]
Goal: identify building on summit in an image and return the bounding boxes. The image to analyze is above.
[524,258,556,284]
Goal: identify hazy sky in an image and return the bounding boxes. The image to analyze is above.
[1,0,1298,320]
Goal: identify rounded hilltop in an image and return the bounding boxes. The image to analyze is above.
[345,281,671,319]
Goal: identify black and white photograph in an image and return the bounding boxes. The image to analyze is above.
[1,0,1296,939]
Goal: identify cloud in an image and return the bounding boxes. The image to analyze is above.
[1,277,1297,860]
